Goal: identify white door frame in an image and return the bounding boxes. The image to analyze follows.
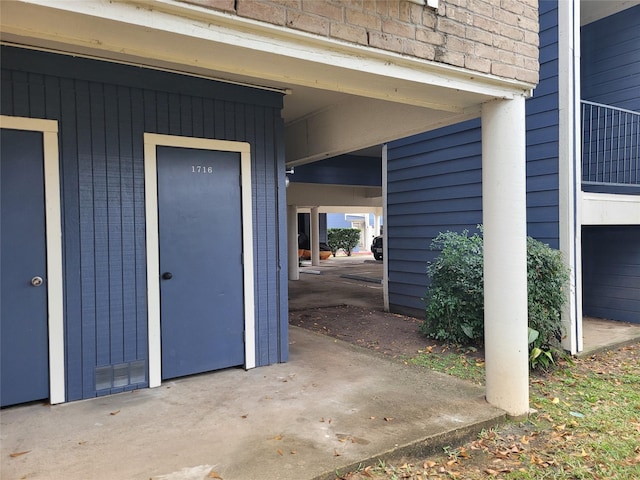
[0,115,65,404]
[143,133,256,388]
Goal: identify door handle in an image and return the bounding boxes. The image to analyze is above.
[31,276,44,287]
[162,272,173,280]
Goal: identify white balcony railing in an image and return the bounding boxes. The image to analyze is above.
[581,100,640,185]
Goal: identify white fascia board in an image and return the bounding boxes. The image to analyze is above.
[3,0,534,109]
[581,192,640,225]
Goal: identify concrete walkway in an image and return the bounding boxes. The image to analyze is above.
[1,328,504,480]
[4,255,638,480]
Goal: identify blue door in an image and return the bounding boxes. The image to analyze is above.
[1,129,49,407]
[157,146,245,379]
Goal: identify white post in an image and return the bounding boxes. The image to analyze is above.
[287,205,299,280]
[311,207,320,266]
[482,97,529,418]
[364,213,371,250]
[374,213,381,237]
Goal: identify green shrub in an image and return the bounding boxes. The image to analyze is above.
[421,227,570,369]
[526,236,570,369]
[420,230,485,344]
[327,228,362,257]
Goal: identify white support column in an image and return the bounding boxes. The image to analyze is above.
[310,207,320,266]
[364,214,371,248]
[374,213,381,237]
[287,205,299,280]
[482,97,529,418]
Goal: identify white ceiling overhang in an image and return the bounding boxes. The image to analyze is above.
[1,0,536,164]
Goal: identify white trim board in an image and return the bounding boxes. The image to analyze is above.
[0,115,65,404]
[143,134,255,389]
[557,0,582,354]
[581,192,640,225]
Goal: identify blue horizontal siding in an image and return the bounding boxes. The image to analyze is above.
[581,5,640,111]
[583,226,640,323]
[1,46,287,400]
[386,2,560,315]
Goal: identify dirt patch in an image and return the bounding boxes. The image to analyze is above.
[289,305,437,359]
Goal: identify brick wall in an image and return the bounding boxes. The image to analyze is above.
[181,0,539,84]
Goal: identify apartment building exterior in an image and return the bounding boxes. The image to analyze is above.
[2,0,538,416]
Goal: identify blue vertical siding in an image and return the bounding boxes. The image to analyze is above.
[1,46,286,401]
[582,226,640,323]
[386,2,559,316]
[581,6,640,111]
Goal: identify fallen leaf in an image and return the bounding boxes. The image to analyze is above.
[424,460,437,468]
[110,410,120,416]
[334,449,341,457]
[551,397,559,404]
[272,434,283,441]
[384,417,394,422]
[208,470,223,479]
[277,449,283,456]
[240,414,248,419]
[10,451,31,458]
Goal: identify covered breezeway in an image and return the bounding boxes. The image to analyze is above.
[2,0,534,416]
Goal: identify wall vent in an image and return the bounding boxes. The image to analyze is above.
[95,360,146,391]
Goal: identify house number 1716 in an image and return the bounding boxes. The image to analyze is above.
[192,165,213,173]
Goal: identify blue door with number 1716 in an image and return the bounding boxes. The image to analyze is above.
[157,146,245,379]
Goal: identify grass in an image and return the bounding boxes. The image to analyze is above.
[339,342,640,480]
[407,348,485,385]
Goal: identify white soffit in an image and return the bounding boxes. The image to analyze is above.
[581,0,640,26]
[1,0,535,123]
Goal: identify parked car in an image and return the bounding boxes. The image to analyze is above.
[371,236,383,261]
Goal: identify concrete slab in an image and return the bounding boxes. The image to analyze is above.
[1,328,504,480]
[581,316,640,356]
[289,256,384,311]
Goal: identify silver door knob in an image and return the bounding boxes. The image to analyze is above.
[31,276,43,287]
